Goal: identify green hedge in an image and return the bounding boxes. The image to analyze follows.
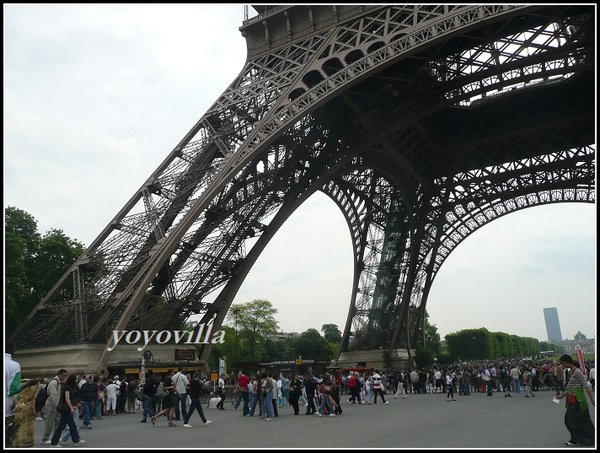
[444,328,544,361]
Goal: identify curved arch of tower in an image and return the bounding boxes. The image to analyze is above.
[11,5,594,371]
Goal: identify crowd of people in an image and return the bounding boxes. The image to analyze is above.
[5,350,595,448]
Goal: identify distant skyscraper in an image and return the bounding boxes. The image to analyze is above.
[543,307,563,342]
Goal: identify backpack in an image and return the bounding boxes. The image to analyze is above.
[264,378,274,392]
[156,382,166,398]
[35,378,58,408]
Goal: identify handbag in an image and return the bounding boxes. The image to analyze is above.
[136,386,146,402]
[56,400,69,413]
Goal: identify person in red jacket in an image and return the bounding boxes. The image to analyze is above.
[347,372,358,404]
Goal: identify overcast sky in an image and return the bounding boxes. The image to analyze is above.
[4,4,596,345]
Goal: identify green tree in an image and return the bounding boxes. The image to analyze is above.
[413,346,435,368]
[263,337,294,362]
[6,231,31,334]
[5,207,40,252]
[5,207,84,335]
[32,229,84,302]
[423,316,441,355]
[321,324,342,343]
[293,328,334,362]
[437,351,454,365]
[206,325,237,371]
[382,350,393,371]
[6,207,40,334]
[226,299,278,361]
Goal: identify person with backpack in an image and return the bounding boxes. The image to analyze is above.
[39,369,68,445]
[155,379,167,413]
[261,372,275,421]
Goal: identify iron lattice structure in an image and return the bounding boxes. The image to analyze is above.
[11,5,595,364]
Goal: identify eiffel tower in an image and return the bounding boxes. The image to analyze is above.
[11,5,595,373]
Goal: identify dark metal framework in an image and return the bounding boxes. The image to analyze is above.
[11,5,594,365]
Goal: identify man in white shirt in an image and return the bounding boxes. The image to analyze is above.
[40,369,68,444]
[5,343,39,446]
[483,366,493,396]
[434,369,442,393]
[510,365,521,393]
[172,367,190,421]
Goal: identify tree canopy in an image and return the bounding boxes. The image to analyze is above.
[225,299,279,361]
[445,327,542,361]
[293,328,335,362]
[321,324,342,343]
[5,207,84,335]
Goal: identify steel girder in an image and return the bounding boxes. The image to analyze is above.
[10,5,594,366]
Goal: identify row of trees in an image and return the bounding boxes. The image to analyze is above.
[206,299,342,370]
[444,328,565,362]
[6,207,84,336]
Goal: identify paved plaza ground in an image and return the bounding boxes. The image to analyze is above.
[35,390,596,449]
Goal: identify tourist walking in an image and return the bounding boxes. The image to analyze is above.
[140,370,157,423]
[288,376,303,415]
[446,371,456,401]
[183,372,212,428]
[50,374,85,446]
[172,367,189,421]
[555,354,595,447]
[372,370,388,404]
[40,369,67,445]
[393,374,406,399]
[216,374,226,411]
[304,375,317,415]
[151,374,178,427]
